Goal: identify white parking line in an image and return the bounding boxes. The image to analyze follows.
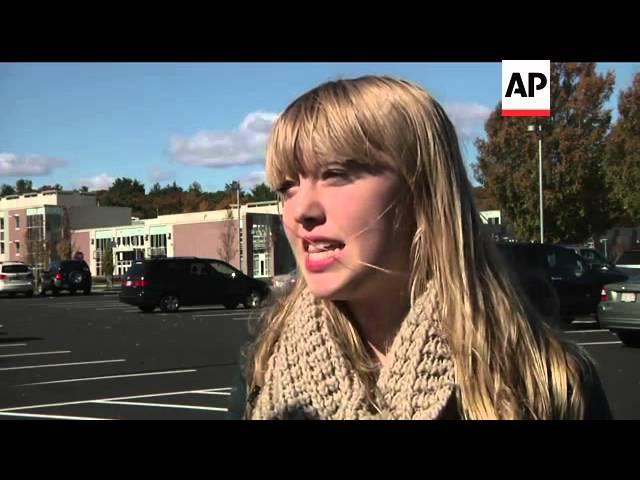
[0,359,126,372]
[19,368,196,386]
[578,341,622,346]
[47,302,119,306]
[0,343,28,348]
[564,329,609,334]
[93,400,228,412]
[192,312,252,318]
[0,350,71,359]
[193,391,231,396]
[104,387,227,402]
[0,412,111,420]
[572,320,597,324]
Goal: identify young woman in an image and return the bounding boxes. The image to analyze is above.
[228,75,612,420]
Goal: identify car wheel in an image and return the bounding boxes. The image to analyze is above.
[25,290,33,298]
[83,288,91,295]
[69,271,83,286]
[69,289,76,295]
[224,301,239,309]
[618,332,640,348]
[243,290,261,309]
[160,294,180,313]
[8,293,16,298]
[139,305,155,313]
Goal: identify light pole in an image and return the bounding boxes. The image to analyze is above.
[600,238,608,259]
[527,124,543,243]
[237,185,242,273]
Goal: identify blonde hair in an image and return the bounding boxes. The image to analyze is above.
[247,75,594,419]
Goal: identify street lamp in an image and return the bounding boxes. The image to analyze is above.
[527,124,543,243]
[237,185,242,273]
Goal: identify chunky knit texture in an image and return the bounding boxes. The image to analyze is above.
[249,282,456,420]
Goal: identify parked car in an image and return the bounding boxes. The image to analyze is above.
[560,245,617,271]
[598,274,640,347]
[119,257,271,313]
[614,250,640,276]
[0,261,35,297]
[495,242,628,325]
[40,260,92,295]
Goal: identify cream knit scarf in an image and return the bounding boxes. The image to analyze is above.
[249,282,456,420]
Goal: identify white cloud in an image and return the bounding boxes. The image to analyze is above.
[74,173,116,191]
[239,170,266,190]
[0,153,67,176]
[444,103,492,142]
[169,111,279,168]
[149,166,175,182]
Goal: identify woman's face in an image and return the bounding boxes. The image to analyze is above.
[280,161,413,301]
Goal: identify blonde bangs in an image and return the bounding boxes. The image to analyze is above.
[265,80,399,190]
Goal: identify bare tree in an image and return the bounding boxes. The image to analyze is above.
[217,208,238,263]
[55,206,76,260]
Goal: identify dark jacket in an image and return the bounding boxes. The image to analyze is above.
[226,350,613,420]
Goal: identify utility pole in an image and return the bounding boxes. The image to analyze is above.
[237,185,242,272]
[527,124,544,243]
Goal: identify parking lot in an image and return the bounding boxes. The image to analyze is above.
[0,292,258,419]
[0,292,638,419]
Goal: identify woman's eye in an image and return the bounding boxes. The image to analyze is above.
[276,180,297,197]
[322,169,350,180]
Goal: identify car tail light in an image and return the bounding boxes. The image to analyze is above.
[600,288,608,302]
[55,273,63,280]
[0,274,6,280]
[132,278,148,288]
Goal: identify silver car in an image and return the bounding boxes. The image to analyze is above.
[0,262,35,297]
[598,274,640,347]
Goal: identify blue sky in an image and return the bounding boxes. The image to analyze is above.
[1,62,637,193]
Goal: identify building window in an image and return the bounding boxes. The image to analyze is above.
[1,242,4,255]
[15,241,20,255]
[14,216,20,229]
[0,217,4,229]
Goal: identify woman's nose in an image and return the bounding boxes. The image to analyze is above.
[292,180,326,230]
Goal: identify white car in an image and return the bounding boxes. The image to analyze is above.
[0,262,35,297]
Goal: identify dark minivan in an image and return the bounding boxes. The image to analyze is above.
[496,242,628,325]
[40,260,92,295]
[119,257,271,313]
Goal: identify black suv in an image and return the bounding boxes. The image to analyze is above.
[119,257,271,313]
[40,260,92,295]
[496,243,628,325]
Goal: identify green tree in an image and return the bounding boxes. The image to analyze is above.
[474,63,615,243]
[1,184,16,196]
[605,72,640,226]
[100,177,148,218]
[249,182,278,202]
[15,179,34,194]
[188,181,203,194]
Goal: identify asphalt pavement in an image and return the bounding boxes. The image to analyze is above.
[0,292,638,419]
